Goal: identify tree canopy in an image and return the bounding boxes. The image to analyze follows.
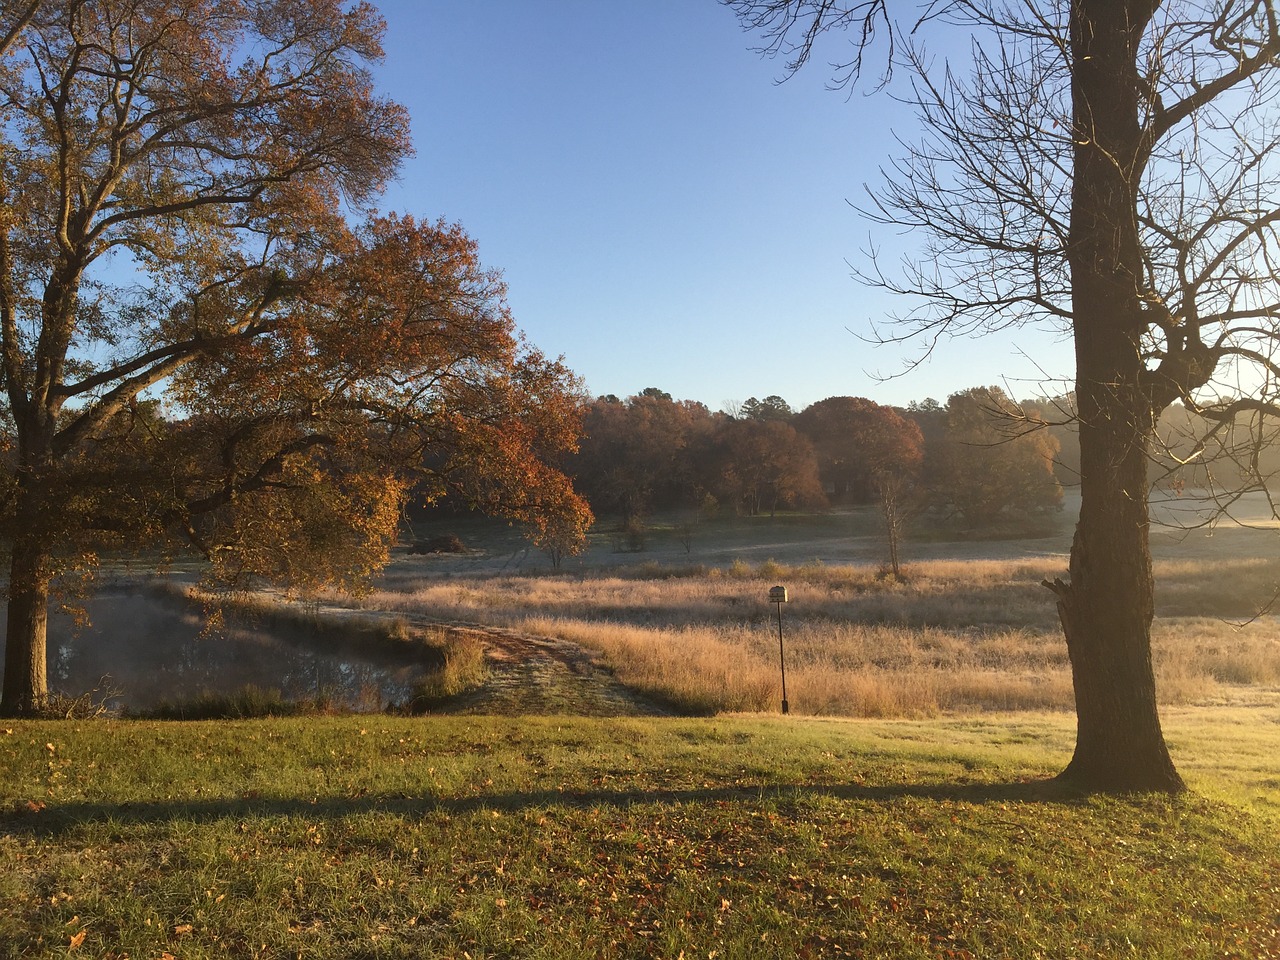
[0,0,588,715]
[933,387,1062,527]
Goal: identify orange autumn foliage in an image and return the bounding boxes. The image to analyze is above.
[0,2,588,713]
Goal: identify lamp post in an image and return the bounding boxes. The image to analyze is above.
[768,585,789,715]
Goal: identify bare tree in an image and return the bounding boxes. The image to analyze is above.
[726,0,1280,792]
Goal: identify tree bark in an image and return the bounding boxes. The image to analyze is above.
[1,536,51,717]
[1,406,58,717]
[1055,0,1184,793]
[1048,404,1182,792]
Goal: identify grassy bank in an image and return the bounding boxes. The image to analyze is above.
[2,711,1278,959]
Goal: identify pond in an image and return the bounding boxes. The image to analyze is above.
[3,584,438,714]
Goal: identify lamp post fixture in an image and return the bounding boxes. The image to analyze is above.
[768,585,789,715]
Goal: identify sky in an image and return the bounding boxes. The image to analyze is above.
[369,1,1076,412]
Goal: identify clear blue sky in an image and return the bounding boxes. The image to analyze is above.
[370,1,1074,411]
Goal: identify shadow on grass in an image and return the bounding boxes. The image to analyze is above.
[2,778,1087,837]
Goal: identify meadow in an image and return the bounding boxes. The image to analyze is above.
[2,713,1279,959]
[330,497,1280,722]
[3,496,1278,957]
[340,553,1279,720]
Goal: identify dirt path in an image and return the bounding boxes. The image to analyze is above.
[256,594,673,717]
[427,621,673,717]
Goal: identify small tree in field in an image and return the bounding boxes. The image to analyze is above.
[525,481,595,570]
[855,404,923,580]
[0,1,587,715]
[795,396,923,576]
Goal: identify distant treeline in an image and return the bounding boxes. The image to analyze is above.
[563,386,1065,530]
[413,385,1276,537]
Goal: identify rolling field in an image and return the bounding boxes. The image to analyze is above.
[4,496,1278,957]
[330,495,1280,723]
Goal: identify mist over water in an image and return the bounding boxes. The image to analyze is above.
[1,585,431,712]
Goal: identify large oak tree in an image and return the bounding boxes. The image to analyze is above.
[571,392,714,524]
[707,416,826,517]
[728,0,1280,791]
[0,1,588,715]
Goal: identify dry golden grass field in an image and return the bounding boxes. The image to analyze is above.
[322,493,1280,722]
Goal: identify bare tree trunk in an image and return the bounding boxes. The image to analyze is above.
[1047,388,1182,791]
[1048,0,1183,793]
[1,535,51,716]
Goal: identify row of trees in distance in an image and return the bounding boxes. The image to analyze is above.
[556,383,1277,573]
[560,386,1063,577]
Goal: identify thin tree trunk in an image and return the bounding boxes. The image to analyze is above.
[1,536,51,716]
[879,475,904,581]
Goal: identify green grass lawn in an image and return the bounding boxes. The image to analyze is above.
[2,711,1278,959]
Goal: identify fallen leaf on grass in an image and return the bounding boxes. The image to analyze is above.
[174,923,193,935]
[68,930,86,949]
